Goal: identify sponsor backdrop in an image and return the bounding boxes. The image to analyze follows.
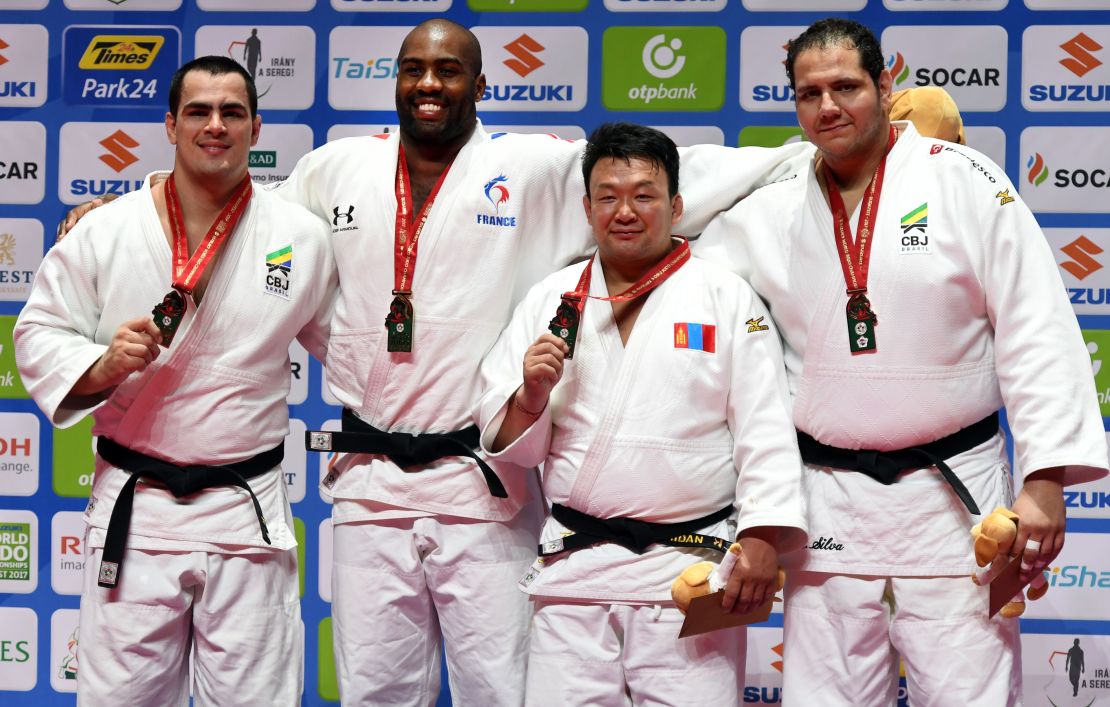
[0,1,1108,705]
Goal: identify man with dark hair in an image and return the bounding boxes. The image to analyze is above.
[697,17,1107,706]
[272,20,810,704]
[475,123,807,706]
[16,55,336,705]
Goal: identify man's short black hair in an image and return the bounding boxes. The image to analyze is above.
[168,55,258,117]
[582,122,680,198]
[785,18,885,91]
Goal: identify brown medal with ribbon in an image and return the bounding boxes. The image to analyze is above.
[156,172,253,347]
[387,147,451,353]
[550,238,692,358]
[822,125,896,355]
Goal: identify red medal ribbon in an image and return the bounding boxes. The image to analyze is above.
[393,146,452,296]
[823,125,897,300]
[563,237,692,318]
[164,172,254,294]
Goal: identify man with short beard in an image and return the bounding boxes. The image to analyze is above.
[697,18,1107,706]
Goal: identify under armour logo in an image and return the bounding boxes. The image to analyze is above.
[332,205,355,226]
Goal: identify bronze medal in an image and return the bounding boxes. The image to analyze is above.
[386,292,414,352]
[152,289,187,347]
[846,291,877,354]
[549,296,582,359]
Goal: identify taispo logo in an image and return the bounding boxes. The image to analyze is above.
[77,35,164,70]
[603,26,724,111]
[1045,564,1110,588]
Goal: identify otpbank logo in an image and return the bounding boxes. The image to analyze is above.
[1023,26,1110,112]
[880,25,1006,111]
[1019,127,1110,213]
[604,26,724,111]
[62,26,181,107]
[473,27,587,111]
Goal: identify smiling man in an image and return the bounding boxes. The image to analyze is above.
[475,123,807,706]
[696,18,1108,706]
[15,56,336,706]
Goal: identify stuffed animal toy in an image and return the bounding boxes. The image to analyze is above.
[671,542,785,615]
[970,506,1049,617]
[890,86,965,145]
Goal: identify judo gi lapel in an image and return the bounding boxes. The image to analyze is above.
[566,255,670,512]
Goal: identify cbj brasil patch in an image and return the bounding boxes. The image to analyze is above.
[265,244,292,300]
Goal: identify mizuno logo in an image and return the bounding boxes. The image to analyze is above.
[995,189,1015,206]
[1061,235,1104,280]
[0,38,9,68]
[1060,32,1103,78]
[503,34,544,78]
[98,130,139,172]
[746,316,769,333]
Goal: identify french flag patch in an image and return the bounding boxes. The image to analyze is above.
[674,322,716,353]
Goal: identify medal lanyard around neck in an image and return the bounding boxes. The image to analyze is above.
[548,238,691,358]
[821,125,896,354]
[164,171,253,295]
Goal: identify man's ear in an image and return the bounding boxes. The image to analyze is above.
[165,111,177,146]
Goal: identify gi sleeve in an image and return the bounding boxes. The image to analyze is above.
[476,278,557,468]
[14,220,112,427]
[677,142,814,237]
[726,280,808,553]
[974,161,1108,487]
[267,142,331,219]
[294,214,338,363]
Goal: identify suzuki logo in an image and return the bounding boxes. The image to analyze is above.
[98,130,139,173]
[503,34,544,78]
[1061,235,1104,280]
[1060,32,1103,78]
[0,38,8,68]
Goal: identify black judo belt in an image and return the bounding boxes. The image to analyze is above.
[538,503,734,558]
[94,437,281,589]
[305,408,507,498]
[796,412,999,516]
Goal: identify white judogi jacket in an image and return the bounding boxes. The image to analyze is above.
[476,254,808,602]
[272,121,811,524]
[697,122,1108,575]
[15,173,337,552]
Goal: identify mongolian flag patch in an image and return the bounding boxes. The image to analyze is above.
[674,322,716,353]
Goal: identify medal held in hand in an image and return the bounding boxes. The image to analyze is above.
[386,291,414,352]
[548,295,582,358]
[152,289,187,346]
[846,290,877,354]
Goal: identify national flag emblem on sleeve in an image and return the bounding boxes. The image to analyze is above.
[674,322,716,353]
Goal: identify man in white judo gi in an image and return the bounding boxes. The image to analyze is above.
[696,18,1109,706]
[15,56,336,706]
[475,122,808,706]
[56,19,952,705]
[269,20,812,705]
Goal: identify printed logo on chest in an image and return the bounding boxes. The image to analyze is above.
[899,202,931,254]
[265,244,292,300]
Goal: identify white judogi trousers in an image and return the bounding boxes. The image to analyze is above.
[78,545,302,706]
[782,571,1021,707]
[331,509,540,706]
